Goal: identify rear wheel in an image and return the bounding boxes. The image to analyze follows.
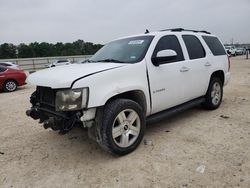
[98,99,145,155]
[4,80,17,92]
[203,77,223,110]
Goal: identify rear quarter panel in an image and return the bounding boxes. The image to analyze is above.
[200,34,229,87]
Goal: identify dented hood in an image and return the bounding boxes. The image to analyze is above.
[26,63,125,88]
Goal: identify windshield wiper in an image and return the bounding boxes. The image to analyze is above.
[96,59,125,63]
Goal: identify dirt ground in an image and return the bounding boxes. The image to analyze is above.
[0,56,250,188]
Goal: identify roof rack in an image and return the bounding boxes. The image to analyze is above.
[160,28,211,34]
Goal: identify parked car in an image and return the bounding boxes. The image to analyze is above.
[26,28,231,155]
[0,66,27,92]
[45,59,71,68]
[235,47,246,55]
[0,62,20,69]
[224,45,236,56]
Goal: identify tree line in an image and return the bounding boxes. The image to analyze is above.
[0,40,103,59]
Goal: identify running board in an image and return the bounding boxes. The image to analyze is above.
[146,97,205,124]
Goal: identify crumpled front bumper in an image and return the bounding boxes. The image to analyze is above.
[26,105,82,133]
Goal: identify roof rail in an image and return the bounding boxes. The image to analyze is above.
[160,28,211,34]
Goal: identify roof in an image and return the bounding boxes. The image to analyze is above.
[116,28,213,41]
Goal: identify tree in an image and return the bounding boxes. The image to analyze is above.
[29,42,41,57]
[0,43,17,59]
[38,42,56,57]
[0,40,103,59]
[17,43,34,58]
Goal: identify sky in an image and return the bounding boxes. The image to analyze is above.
[0,0,250,45]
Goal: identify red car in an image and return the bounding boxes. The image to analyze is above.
[0,66,27,92]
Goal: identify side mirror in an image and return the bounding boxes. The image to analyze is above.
[152,49,177,66]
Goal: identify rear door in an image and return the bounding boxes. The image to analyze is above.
[180,34,211,100]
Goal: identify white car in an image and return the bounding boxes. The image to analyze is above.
[224,45,236,56]
[235,47,246,55]
[45,59,71,68]
[0,62,20,69]
[26,28,231,155]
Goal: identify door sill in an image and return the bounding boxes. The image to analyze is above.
[146,97,205,124]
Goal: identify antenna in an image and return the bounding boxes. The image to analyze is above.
[145,29,149,34]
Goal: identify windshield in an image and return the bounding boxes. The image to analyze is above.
[90,36,154,63]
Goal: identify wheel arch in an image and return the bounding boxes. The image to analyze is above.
[4,79,18,86]
[210,70,225,85]
[105,90,147,115]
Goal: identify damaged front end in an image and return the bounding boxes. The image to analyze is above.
[26,86,89,134]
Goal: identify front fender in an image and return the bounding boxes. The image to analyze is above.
[72,61,151,115]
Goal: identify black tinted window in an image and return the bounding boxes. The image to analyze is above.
[182,35,205,59]
[57,60,68,63]
[202,36,226,56]
[0,63,10,66]
[0,67,7,72]
[152,35,184,63]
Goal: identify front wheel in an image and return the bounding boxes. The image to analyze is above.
[4,80,17,92]
[98,99,145,155]
[203,77,223,110]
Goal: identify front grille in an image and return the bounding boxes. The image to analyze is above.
[37,86,56,107]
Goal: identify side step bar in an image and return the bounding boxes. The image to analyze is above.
[146,97,205,124]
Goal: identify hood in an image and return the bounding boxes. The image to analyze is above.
[26,63,125,88]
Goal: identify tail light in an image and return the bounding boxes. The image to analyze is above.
[227,55,230,72]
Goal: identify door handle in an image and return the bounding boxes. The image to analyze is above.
[180,66,190,72]
[205,62,211,67]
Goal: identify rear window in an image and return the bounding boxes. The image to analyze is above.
[202,36,226,56]
[182,35,206,60]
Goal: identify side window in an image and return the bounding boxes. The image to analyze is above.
[182,35,206,60]
[202,36,226,56]
[0,67,7,72]
[152,35,184,63]
[0,63,9,66]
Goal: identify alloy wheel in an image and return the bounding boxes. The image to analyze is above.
[112,109,141,148]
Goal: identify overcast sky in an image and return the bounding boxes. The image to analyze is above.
[0,0,250,45]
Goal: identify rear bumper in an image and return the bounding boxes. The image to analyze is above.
[224,72,231,86]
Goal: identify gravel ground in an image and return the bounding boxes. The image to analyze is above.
[0,56,250,188]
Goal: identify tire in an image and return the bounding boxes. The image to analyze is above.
[3,80,17,92]
[203,77,223,110]
[98,99,145,155]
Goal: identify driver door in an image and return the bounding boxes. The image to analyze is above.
[146,35,190,114]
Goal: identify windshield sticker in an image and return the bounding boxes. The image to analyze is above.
[128,40,144,45]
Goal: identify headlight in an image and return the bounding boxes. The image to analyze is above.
[55,88,88,111]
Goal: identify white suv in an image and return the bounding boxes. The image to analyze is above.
[26,28,231,155]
